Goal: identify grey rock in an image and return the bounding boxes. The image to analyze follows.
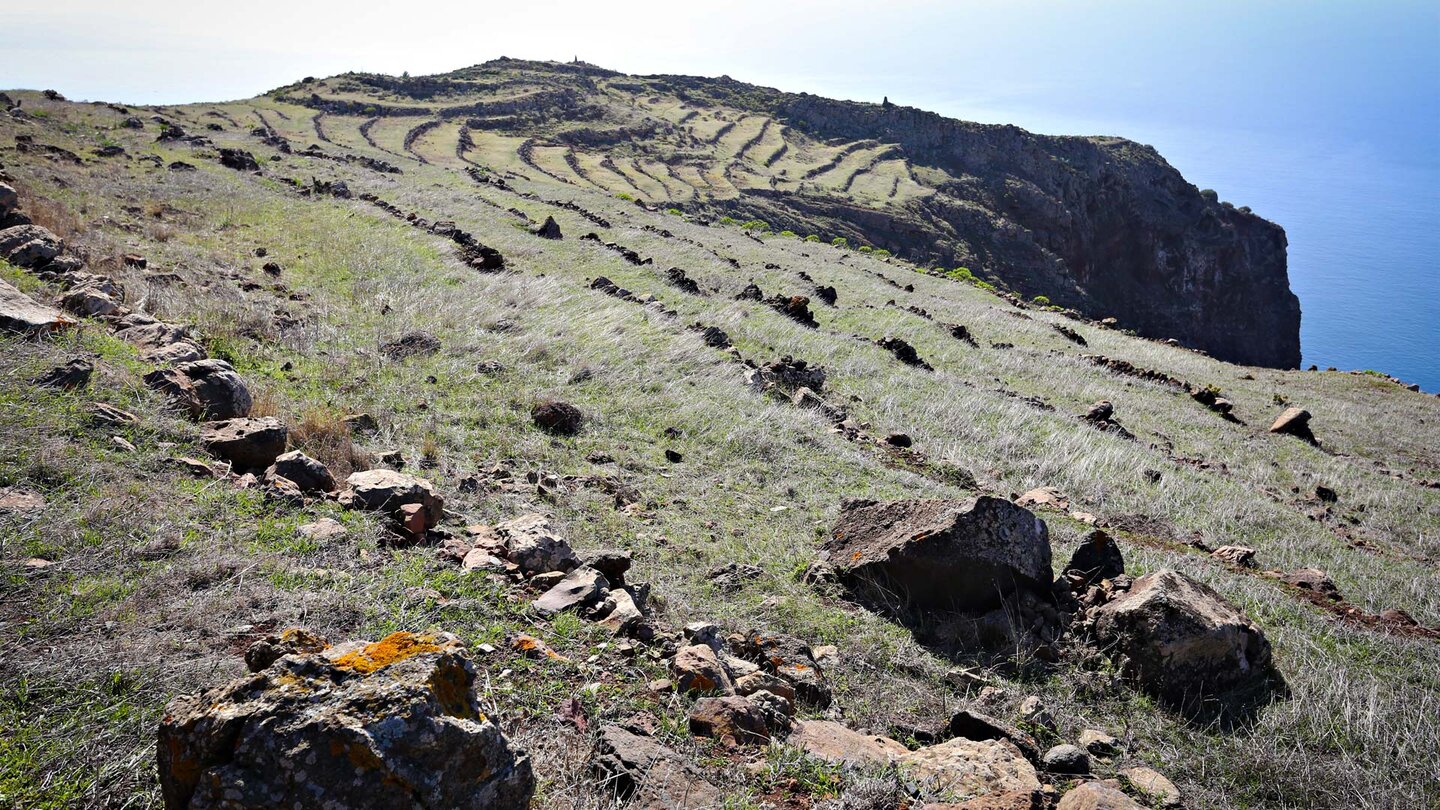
[201,417,288,470]
[0,278,75,334]
[264,450,336,493]
[532,567,609,617]
[1043,743,1090,774]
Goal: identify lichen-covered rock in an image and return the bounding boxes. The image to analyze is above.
[158,630,534,809]
[200,417,287,470]
[826,496,1052,612]
[737,631,832,707]
[1092,569,1275,708]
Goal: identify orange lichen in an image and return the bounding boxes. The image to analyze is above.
[333,632,446,674]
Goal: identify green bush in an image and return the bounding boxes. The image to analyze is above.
[779,230,796,238]
[804,235,821,243]
[975,280,996,291]
[720,216,737,225]
[858,245,872,253]
[666,208,684,216]
[741,219,771,232]
[616,192,634,201]
[873,248,890,257]
[946,267,974,281]
[1032,295,1051,306]
[830,237,848,248]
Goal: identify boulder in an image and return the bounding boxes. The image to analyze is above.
[1056,782,1145,810]
[739,631,831,707]
[0,182,16,215]
[61,286,121,317]
[586,549,632,584]
[593,723,722,809]
[1268,407,1316,443]
[1064,530,1125,584]
[157,630,534,810]
[687,695,770,746]
[143,341,207,365]
[1211,545,1257,567]
[885,431,914,448]
[531,399,584,435]
[340,469,444,532]
[534,215,562,239]
[594,587,646,635]
[0,224,63,269]
[1117,767,1182,808]
[1272,567,1341,600]
[532,566,609,617]
[496,513,579,576]
[899,737,1041,802]
[1092,569,1275,708]
[826,496,1053,612]
[263,450,336,493]
[218,147,260,171]
[786,720,908,769]
[947,709,1040,764]
[31,358,92,390]
[144,359,252,420]
[671,643,734,695]
[1078,729,1121,758]
[0,278,75,334]
[201,417,288,470]
[381,330,441,359]
[1042,744,1090,774]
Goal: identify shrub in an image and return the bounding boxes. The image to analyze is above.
[615,192,634,201]
[873,248,890,257]
[804,235,821,243]
[858,246,872,253]
[667,208,684,216]
[975,280,996,291]
[741,219,771,232]
[1033,295,1051,306]
[719,216,737,225]
[1200,188,1219,203]
[946,267,974,281]
[779,230,796,238]
[830,237,848,248]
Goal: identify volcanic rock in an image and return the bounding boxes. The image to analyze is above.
[201,417,288,470]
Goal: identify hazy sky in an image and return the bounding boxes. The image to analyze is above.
[5,1,1437,157]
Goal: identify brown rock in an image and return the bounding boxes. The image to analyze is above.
[593,723,722,809]
[339,469,444,528]
[263,450,335,493]
[826,496,1052,612]
[900,737,1042,802]
[1092,569,1275,708]
[1211,545,1257,567]
[31,358,92,390]
[1268,407,1316,443]
[1117,766,1182,807]
[532,399,584,435]
[786,720,908,768]
[1056,782,1145,810]
[200,417,288,470]
[495,513,579,577]
[670,644,734,695]
[532,567,609,616]
[688,696,770,746]
[0,278,75,334]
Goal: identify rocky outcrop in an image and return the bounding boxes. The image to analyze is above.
[157,630,534,809]
[768,95,1301,368]
[825,496,1052,612]
[0,278,75,334]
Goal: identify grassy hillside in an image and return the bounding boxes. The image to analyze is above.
[1,82,1438,810]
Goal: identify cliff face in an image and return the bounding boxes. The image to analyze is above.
[776,96,1302,368]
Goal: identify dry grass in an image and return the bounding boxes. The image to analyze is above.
[0,87,1436,810]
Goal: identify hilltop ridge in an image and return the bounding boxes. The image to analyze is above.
[272,57,1300,367]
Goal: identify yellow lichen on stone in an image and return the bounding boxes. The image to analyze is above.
[333,632,445,674]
